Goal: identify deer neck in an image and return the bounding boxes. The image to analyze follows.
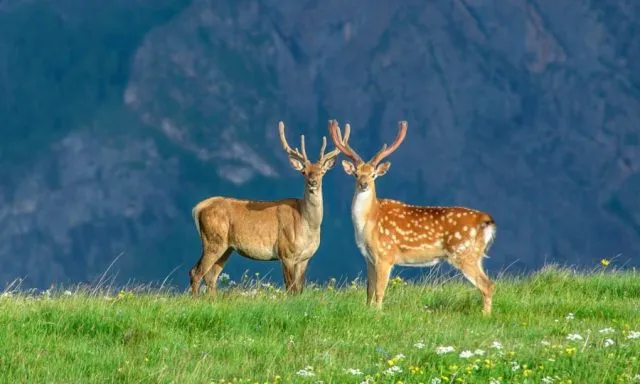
[300,184,324,230]
[351,184,378,236]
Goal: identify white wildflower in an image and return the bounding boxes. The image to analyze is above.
[566,313,575,320]
[490,341,503,349]
[383,365,402,376]
[489,378,501,384]
[459,350,474,359]
[511,361,520,371]
[218,273,231,282]
[604,338,615,347]
[63,290,73,296]
[627,331,640,339]
[473,349,486,356]
[540,340,551,346]
[240,289,258,296]
[296,366,315,377]
[435,346,455,355]
[566,333,583,341]
[393,353,406,361]
[632,374,640,382]
[541,376,555,384]
[599,327,615,334]
[414,341,426,349]
[345,368,363,375]
[430,378,442,384]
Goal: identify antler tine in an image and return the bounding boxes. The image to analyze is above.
[342,122,351,143]
[328,120,362,163]
[319,136,328,159]
[370,120,408,165]
[278,121,307,162]
[321,121,350,160]
[300,134,308,162]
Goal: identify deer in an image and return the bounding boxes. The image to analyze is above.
[189,120,350,296]
[329,121,497,314]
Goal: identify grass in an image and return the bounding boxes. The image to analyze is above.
[0,265,639,383]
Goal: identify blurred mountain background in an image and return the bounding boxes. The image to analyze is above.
[0,0,638,290]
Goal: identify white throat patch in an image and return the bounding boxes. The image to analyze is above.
[352,189,373,263]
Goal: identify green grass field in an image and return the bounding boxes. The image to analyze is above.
[0,265,639,384]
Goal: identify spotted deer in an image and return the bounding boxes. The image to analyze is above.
[329,121,497,314]
[189,120,349,296]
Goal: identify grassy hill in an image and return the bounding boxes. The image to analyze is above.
[0,266,639,383]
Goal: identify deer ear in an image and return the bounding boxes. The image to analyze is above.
[341,160,356,175]
[288,157,305,171]
[322,156,337,171]
[375,161,391,177]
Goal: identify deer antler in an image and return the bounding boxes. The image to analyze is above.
[328,120,362,163]
[369,121,407,165]
[319,120,351,163]
[279,121,309,164]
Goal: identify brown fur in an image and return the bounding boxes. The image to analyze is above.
[330,121,497,314]
[189,121,349,296]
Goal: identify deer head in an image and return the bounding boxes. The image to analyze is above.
[279,120,351,193]
[329,121,407,192]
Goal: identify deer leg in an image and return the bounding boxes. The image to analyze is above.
[203,249,232,296]
[281,259,296,294]
[292,259,310,294]
[366,260,376,306]
[374,261,393,310]
[189,242,228,297]
[456,256,495,315]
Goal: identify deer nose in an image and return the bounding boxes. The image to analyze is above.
[358,182,368,190]
[308,179,318,187]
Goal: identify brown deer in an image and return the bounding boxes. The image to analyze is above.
[329,121,497,314]
[189,120,349,296]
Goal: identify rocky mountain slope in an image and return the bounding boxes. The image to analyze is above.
[1,0,638,289]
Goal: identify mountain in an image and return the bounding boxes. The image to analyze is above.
[1,0,638,289]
